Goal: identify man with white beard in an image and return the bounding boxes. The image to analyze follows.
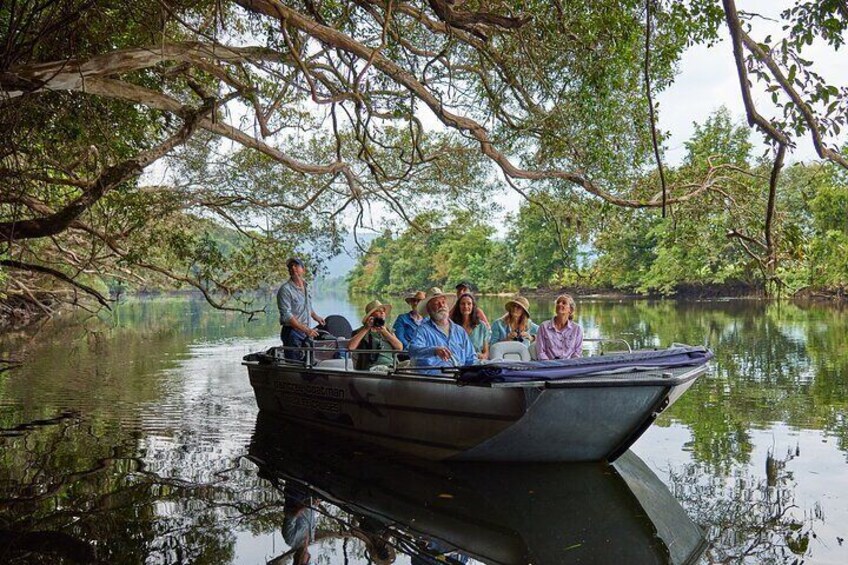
[408,287,477,373]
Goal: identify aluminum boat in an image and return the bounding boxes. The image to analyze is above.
[243,339,711,463]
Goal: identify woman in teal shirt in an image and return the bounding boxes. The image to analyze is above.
[450,293,490,360]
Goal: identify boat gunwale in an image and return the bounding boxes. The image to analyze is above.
[243,360,708,389]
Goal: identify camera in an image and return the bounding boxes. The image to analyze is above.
[372,317,385,327]
[512,335,524,343]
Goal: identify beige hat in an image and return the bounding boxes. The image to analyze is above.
[418,287,450,315]
[362,300,392,324]
[404,290,426,305]
[504,295,531,316]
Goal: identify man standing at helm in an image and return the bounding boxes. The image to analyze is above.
[277,257,325,361]
[408,287,476,373]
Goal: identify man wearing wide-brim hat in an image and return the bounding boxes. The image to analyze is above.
[349,299,403,370]
[392,290,426,349]
[408,287,477,373]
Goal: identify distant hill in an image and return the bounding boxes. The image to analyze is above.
[319,232,376,277]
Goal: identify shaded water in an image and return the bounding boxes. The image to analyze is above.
[1,292,846,563]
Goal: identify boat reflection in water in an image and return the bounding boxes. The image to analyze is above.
[248,414,706,564]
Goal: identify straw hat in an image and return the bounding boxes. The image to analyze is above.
[362,299,392,324]
[404,290,426,305]
[504,295,531,316]
[418,287,449,315]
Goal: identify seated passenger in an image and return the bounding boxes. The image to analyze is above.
[408,287,477,373]
[490,296,539,344]
[349,300,403,370]
[450,293,490,360]
[449,281,490,326]
[536,294,584,360]
[392,290,425,349]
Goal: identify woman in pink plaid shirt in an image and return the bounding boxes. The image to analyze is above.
[535,294,584,360]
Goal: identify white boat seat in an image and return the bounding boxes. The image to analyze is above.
[316,358,351,370]
[489,341,531,362]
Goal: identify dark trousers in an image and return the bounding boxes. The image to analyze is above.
[280,326,308,361]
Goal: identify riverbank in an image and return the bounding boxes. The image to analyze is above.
[519,282,767,301]
[4,282,845,333]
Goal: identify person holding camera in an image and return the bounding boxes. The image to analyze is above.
[490,295,539,345]
[349,300,403,370]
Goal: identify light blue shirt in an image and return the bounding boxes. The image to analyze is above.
[490,317,539,344]
[276,279,313,327]
[393,311,423,349]
[409,318,477,374]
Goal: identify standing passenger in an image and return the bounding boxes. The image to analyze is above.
[393,290,425,349]
[490,296,538,344]
[535,294,583,360]
[277,257,326,361]
[450,293,490,360]
[408,288,477,373]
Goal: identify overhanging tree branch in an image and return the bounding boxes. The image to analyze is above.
[0,259,110,308]
[0,100,213,241]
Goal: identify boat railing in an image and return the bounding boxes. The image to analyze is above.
[259,337,633,372]
[262,342,408,371]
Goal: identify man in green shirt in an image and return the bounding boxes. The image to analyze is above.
[349,299,403,370]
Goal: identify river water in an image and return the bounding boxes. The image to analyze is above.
[1,292,846,564]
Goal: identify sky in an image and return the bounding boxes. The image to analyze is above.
[657,2,848,166]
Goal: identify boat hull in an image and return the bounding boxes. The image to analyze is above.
[248,418,707,564]
[244,359,705,462]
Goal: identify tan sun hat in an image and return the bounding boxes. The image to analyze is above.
[504,295,531,316]
[404,290,426,305]
[362,300,392,324]
[418,287,449,315]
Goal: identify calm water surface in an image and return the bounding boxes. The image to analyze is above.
[1,292,846,564]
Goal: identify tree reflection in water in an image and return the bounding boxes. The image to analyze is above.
[1,413,245,563]
[667,447,824,564]
[2,296,847,563]
[0,413,403,564]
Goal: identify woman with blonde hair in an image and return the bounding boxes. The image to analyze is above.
[535,294,583,360]
[490,295,538,344]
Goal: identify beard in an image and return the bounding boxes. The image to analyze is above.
[430,307,449,322]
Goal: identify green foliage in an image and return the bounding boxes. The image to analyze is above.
[505,193,582,287]
[348,212,517,294]
[351,108,847,297]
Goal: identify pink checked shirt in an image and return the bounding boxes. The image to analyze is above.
[536,319,584,360]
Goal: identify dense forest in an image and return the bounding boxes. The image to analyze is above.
[349,108,848,297]
[2,1,848,326]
